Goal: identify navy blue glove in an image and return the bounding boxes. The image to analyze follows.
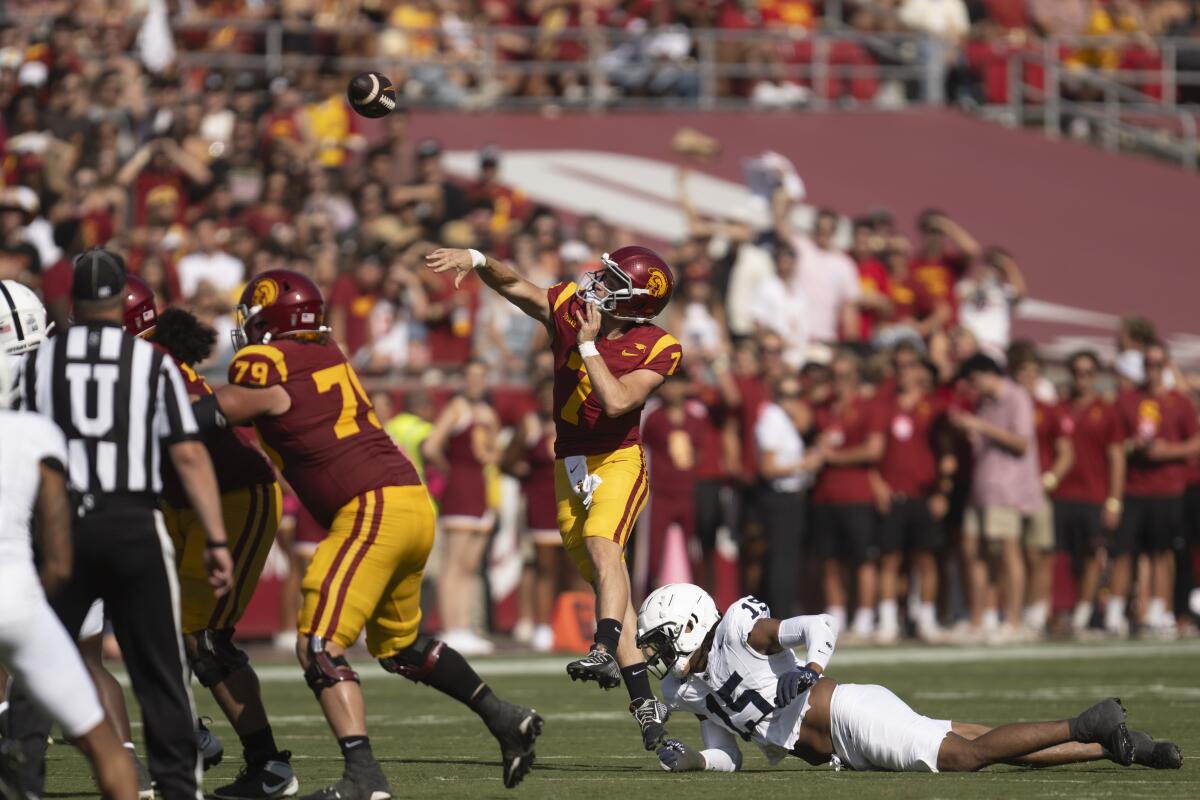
[656,738,706,773]
[775,666,821,708]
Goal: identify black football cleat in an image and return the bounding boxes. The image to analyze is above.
[212,751,300,798]
[566,648,622,689]
[298,759,391,800]
[630,697,670,751]
[485,703,543,789]
[197,717,225,770]
[1129,730,1183,769]
[1073,698,1132,766]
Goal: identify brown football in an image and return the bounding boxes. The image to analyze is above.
[347,72,397,118]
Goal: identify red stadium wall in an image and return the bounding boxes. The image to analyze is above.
[405,109,1200,349]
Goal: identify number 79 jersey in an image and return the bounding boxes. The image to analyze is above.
[547,281,682,458]
[661,596,806,765]
[228,339,419,528]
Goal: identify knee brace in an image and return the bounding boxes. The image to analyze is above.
[188,629,249,689]
[378,635,444,683]
[303,636,359,698]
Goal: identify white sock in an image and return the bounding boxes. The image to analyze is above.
[1105,596,1127,628]
[878,600,899,630]
[1147,597,1167,626]
[851,607,875,634]
[918,602,938,629]
[0,700,8,716]
[1023,601,1049,630]
[982,608,1000,632]
[826,605,847,632]
[1072,601,1093,630]
[123,741,136,753]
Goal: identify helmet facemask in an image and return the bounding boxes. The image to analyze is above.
[637,617,709,680]
[231,302,260,351]
[577,252,653,322]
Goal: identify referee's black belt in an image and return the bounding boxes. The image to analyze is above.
[72,490,159,517]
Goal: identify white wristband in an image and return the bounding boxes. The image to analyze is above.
[578,341,600,359]
[467,248,486,269]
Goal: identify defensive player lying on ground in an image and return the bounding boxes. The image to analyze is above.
[636,584,1183,774]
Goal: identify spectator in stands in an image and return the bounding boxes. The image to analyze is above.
[755,373,818,618]
[641,371,707,593]
[393,137,470,238]
[1056,350,1126,634]
[328,253,385,364]
[364,251,430,374]
[467,146,531,237]
[423,360,502,655]
[174,215,244,300]
[901,0,972,44]
[116,137,212,227]
[1008,341,1073,636]
[1114,341,1200,637]
[954,353,1042,641]
[750,242,810,369]
[957,246,1027,360]
[910,209,981,324]
[774,202,862,344]
[850,217,894,343]
[809,351,886,639]
[872,344,951,642]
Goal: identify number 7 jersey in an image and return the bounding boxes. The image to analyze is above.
[547,281,683,458]
[661,596,807,765]
[228,339,419,528]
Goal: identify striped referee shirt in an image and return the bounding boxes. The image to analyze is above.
[19,322,200,497]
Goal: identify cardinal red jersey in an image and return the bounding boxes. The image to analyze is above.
[1034,399,1072,475]
[1055,396,1122,503]
[642,401,706,499]
[547,281,683,458]
[161,359,275,509]
[811,396,886,504]
[879,391,944,496]
[1117,387,1200,497]
[523,421,558,531]
[228,339,419,527]
[693,386,730,482]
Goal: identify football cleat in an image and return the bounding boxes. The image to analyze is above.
[133,749,154,800]
[212,752,300,799]
[565,648,622,689]
[197,717,224,770]
[1129,730,1183,769]
[297,759,391,800]
[484,703,543,789]
[630,697,670,751]
[1072,698,1132,766]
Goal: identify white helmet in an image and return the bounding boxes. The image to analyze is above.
[636,583,721,679]
[0,279,50,355]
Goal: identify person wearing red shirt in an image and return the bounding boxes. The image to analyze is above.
[640,372,707,592]
[850,218,892,343]
[690,376,741,598]
[909,210,980,324]
[871,348,952,642]
[1010,345,1074,636]
[1055,350,1126,634]
[328,257,384,361]
[809,352,886,639]
[423,268,479,367]
[730,340,770,593]
[1114,342,1200,636]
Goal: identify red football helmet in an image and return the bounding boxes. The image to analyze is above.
[123,275,157,338]
[233,269,329,350]
[577,245,674,323]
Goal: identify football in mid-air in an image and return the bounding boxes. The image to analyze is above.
[347,71,397,118]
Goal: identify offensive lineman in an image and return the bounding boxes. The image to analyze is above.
[200,270,541,798]
[123,279,297,799]
[427,245,683,751]
[0,351,137,798]
[636,584,1183,775]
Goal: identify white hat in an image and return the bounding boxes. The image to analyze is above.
[17,60,48,87]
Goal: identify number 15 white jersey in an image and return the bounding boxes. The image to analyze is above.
[660,596,808,765]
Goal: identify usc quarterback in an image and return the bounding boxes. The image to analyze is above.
[427,245,682,751]
[123,277,296,798]
[200,270,541,799]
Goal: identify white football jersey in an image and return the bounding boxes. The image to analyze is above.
[0,410,68,622]
[661,596,808,765]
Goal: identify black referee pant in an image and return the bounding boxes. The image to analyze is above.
[6,501,201,800]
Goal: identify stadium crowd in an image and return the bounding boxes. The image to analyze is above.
[0,5,1198,659]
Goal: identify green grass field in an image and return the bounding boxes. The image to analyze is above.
[43,640,1200,800]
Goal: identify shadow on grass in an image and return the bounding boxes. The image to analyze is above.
[378,756,643,773]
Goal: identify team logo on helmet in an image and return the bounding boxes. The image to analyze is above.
[646,268,669,299]
[252,278,279,309]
